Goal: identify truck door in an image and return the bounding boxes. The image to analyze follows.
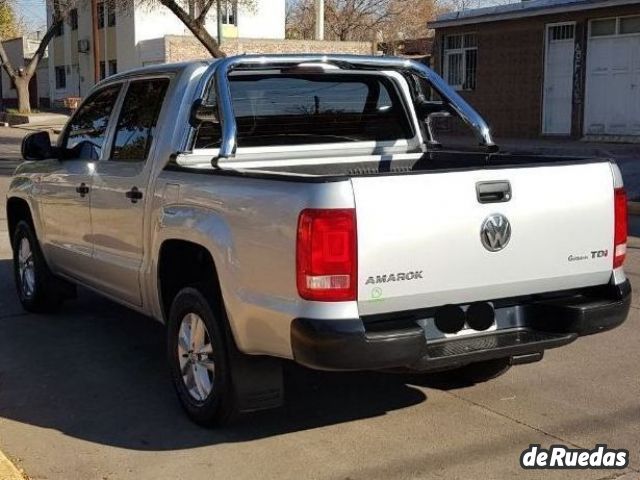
[89,77,170,306]
[36,84,122,282]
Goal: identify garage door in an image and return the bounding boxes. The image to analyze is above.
[584,16,640,136]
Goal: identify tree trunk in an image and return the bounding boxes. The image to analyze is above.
[158,0,227,58]
[14,76,32,114]
[194,22,227,58]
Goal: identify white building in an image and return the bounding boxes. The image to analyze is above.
[46,0,285,104]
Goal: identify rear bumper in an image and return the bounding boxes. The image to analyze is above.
[290,280,631,372]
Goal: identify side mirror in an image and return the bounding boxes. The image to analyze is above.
[189,98,220,128]
[22,131,53,161]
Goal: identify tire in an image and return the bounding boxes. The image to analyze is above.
[12,220,66,313]
[167,286,238,427]
[443,357,511,385]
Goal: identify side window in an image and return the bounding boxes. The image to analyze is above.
[110,78,170,162]
[194,121,221,149]
[193,88,221,149]
[63,85,121,160]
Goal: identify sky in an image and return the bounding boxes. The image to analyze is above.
[14,0,48,35]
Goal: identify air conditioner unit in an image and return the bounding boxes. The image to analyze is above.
[78,39,90,53]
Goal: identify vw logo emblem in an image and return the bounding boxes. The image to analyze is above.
[481,213,511,252]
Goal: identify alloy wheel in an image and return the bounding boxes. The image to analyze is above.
[177,312,216,402]
[17,237,35,299]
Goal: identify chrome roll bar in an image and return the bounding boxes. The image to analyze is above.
[201,54,495,159]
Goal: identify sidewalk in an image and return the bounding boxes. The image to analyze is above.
[1,112,68,131]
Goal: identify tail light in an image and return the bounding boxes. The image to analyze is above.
[614,187,627,269]
[297,209,357,302]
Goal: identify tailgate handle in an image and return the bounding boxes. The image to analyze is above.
[476,181,511,204]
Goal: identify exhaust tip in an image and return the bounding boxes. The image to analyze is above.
[434,304,466,334]
[466,302,495,331]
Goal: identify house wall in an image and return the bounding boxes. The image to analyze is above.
[432,3,640,138]
[236,1,286,40]
[47,2,82,101]
[163,36,374,63]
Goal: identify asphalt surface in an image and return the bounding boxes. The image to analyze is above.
[0,128,639,479]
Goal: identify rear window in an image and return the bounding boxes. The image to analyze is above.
[194,73,414,149]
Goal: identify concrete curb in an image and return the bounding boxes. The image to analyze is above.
[0,449,25,480]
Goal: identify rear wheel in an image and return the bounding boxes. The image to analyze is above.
[167,286,238,427]
[12,220,66,313]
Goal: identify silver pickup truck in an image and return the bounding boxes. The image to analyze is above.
[6,55,631,426]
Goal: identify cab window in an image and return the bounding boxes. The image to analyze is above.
[110,78,170,162]
[193,73,413,149]
[63,85,121,160]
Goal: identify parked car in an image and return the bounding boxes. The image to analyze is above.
[6,55,631,426]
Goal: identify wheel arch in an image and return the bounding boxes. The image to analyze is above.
[156,238,223,322]
[6,196,35,247]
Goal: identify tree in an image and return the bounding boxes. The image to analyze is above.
[140,0,255,58]
[286,0,314,39]
[286,0,444,46]
[0,0,74,114]
[286,0,393,41]
[450,0,517,11]
[379,0,444,54]
[0,0,19,39]
[325,0,393,42]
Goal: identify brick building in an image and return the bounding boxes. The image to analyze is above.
[158,36,373,63]
[430,0,640,140]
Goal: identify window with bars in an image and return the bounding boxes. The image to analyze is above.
[96,2,116,28]
[70,9,78,31]
[443,33,477,90]
[53,20,64,37]
[55,66,66,89]
[591,16,640,37]
[97,2,104,28]
[549,24,575,41]
[221,0,238,25]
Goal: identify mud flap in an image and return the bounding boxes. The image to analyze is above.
[228,346,284,413]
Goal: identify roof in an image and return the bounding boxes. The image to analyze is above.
[430,0,640,28]
[98,59,214,86]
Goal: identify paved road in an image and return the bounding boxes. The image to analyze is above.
[0,127,24,176]
[0,131,639,479]
[0,229,639,480]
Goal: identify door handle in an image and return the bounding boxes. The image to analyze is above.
[75,183,89,197]
[125,186,143,203]
[476,181,512,204]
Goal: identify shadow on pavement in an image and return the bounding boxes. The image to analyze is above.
[0,259,429,450]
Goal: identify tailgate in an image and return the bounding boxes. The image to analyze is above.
[353,162,615,316]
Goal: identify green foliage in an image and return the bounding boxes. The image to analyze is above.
[0,0,19,40]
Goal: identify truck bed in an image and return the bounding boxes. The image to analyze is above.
[224,151,609,179]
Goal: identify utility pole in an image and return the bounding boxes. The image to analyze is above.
[315,0,324,41]
[217,0,223,46]
[91,0,100,83]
